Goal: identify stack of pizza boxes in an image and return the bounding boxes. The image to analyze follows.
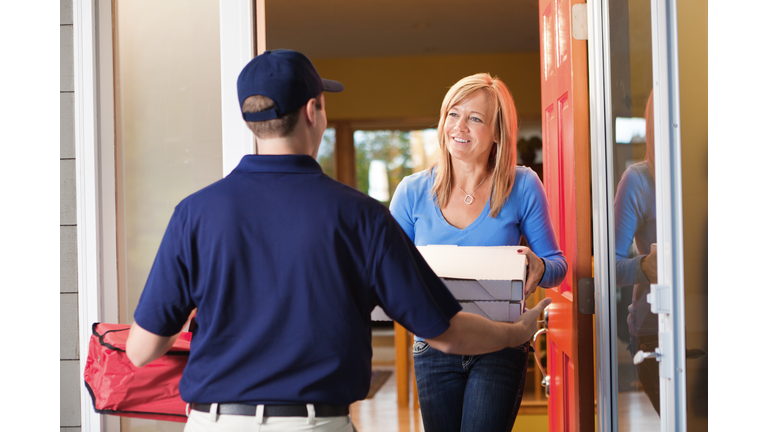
[371,245,527,322]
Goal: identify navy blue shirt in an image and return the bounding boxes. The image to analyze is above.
[134,155,461,405]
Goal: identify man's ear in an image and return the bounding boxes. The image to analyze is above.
[304,97,318,127]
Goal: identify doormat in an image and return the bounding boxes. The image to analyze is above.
[366,370,392,399]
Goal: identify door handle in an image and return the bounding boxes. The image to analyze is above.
[633,348,661,365]
[532,306,550,397]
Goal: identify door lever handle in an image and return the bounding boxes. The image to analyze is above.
[532,327,549,396]
[633,348,661,365]
[532,306,550,397]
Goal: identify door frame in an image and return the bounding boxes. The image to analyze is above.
[584,0,617,430]
[73,1,255,430]
[648,1,687,430]
[586,0,687,431]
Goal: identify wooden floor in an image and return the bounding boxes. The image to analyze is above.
[351,365,424,432]
[351,365,549,432]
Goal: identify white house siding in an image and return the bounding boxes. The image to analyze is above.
[61,0,81,430]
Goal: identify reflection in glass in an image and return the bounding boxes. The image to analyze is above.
[608,0,659,429]
[615,91,659,416]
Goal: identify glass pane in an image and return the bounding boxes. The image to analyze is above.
[353,129,440,206]
[607,0,660,430]
[114,0,222,430]
[319,127,335,178]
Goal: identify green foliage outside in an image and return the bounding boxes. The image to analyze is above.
[354,130,413,206]
[317,128,336,178]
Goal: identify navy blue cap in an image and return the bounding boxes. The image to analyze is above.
[237,50,344,122]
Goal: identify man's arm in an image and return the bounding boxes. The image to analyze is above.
[126,322,180,368]
[127,309,196,367]
[425,298,551,355]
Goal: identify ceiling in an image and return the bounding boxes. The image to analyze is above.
[264,0,541,59]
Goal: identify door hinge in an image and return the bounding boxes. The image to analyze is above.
[578,278,594,315]
[647,284,672,314]
[572,3,588,41]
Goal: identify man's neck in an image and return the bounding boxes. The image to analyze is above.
[256,135,313,157]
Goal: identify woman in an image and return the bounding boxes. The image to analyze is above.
[389,73,567,432]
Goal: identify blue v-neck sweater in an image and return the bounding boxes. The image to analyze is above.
[389,166,567,289]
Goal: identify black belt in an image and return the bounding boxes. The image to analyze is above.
[190,403,349,417]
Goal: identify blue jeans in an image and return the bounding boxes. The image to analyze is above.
[413,340,530,432]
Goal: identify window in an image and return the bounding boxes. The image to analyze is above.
[353,129,439,206]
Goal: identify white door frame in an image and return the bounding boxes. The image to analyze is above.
[587,0,687,430]
[220,0,256,176]
[649,0,687,429]
[73,1,253,430]
[584,0,618,430]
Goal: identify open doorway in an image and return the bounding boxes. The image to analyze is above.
[264,0,550,428]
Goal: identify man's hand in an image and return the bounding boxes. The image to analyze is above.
[512,297,551,345]
[425,297,552,355]
[518,247,545,299]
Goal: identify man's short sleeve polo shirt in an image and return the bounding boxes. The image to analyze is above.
[133,155,460,405]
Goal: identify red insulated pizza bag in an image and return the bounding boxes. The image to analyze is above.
[83,322,191,423]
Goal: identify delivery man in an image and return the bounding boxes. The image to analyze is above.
[126,49,550,432]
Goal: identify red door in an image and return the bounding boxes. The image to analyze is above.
[538,0,594,431]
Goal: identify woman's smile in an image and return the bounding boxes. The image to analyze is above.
[443,90,496,164]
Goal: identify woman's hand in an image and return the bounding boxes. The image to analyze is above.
[640,249,658,284]
[518,247,545,299]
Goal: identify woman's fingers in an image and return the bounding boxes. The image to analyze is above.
[640,250,658,284]
[518,247,544,299]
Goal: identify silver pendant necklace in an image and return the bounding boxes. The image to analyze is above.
[456,174,488,205]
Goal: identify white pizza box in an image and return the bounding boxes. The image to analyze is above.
[371,306,392,321]
[370,246,528,322]
[416,245,527,302]
[459,301,523,322]
[372,301,522,323]
[440,278,524,302]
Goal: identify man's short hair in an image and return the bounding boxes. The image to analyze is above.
[242,94,323,139]
[242,95,301,139]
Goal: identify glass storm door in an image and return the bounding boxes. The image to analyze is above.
[588,0,694,431]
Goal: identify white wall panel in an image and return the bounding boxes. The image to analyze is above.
[61,159,77,224]
[60,360,82,427]
[61,0,73,25]
[61,226,78,293]
[61,93,75,158]
[61,293,79,359]
[61,25,74,92]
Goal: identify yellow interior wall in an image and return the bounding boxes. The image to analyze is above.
[628,0,653,117]
[677,0,708,429]
[313,53,542,121]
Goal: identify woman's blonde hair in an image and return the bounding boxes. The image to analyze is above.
[431,73,519,218]
[644,90,655,180]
